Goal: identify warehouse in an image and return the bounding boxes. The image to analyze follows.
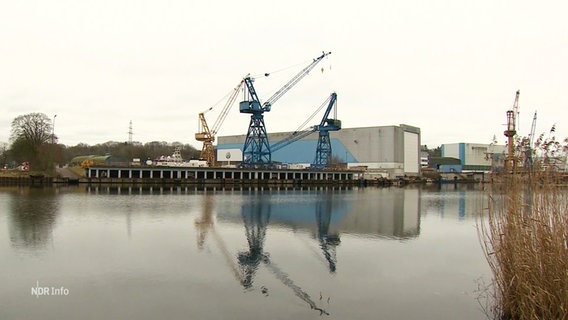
[441,142,506,171]
[217,124,421,179]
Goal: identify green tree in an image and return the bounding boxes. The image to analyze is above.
[0,142,7,166]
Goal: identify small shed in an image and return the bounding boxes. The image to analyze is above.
[429,157,462,173]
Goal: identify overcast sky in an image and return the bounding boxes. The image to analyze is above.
[1,0,566,149]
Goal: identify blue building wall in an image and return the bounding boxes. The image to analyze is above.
[459,143,466,165]
[439,164,463,173]
[441,143,466,165]
[218,138,356,163]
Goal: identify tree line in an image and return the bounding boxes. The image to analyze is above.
[2,112,200,173]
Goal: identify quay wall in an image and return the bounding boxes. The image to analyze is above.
[0,175,52,186]
[82,166,368,186]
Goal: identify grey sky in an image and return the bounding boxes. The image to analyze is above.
[1,0,566,149]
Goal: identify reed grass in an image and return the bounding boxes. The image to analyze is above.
[479,161,568,319]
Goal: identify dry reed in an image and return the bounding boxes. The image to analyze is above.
[479,163,568,319]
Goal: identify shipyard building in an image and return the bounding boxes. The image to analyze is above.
[217,124,421,179]
[441,142,507,172]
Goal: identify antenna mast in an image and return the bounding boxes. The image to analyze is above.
[129,120,133,144]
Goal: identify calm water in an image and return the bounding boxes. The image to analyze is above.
[0,184,491,320]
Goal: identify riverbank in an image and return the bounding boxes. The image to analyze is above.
[0,171,54,185]
[0,166,486,187]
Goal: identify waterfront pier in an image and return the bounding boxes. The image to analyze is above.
[84,166,362,186]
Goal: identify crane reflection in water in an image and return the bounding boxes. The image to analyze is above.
[194,191,334,316]
[315,192,340,273]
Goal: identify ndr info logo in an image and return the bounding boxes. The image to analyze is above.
[31,281,70,298]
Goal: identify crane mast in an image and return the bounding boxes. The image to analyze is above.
[239,51,331,167]
[269,93,340,168]
[195,76,247,166]
[313,93,340,168]
[504,90,520,173]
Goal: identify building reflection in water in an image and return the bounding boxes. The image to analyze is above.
[83,185,421,242]
[193,186,423,316]
[7,186,60,250]
[420,183,485,220]
[82,184,421,314]
[342,187,421,239]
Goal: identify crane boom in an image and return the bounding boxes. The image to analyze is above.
[195,76,247,166]
[269,93,339,160]
[513,90,520,133]
[271,127,318,152]
[211,76,247,135]
[528,111,537,146]
[264,51,331,110]
[525,111,537,169]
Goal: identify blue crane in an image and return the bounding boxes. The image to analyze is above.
[270,92,340,168]
[239,51,331,166]
[313,93,340,168]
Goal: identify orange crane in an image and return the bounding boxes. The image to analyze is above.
[194,194,245,285]
[195,75,248,166]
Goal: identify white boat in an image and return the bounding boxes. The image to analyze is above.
[154,147,208,167]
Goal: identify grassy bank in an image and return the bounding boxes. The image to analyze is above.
[0,170,47,178]
[479,170,568,319]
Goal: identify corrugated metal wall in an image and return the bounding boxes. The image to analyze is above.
[217,125,421,175]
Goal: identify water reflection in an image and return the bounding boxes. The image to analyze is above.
[238,193,271,289]
[84,185,422,241]
[84,184,354,195]
[6,186,60,250]
[0,185,492,319]
[316,192,340,273]
[195,190,332,315]
[420,184,486,220]
[239,192,331,316]
[194,194,246,285]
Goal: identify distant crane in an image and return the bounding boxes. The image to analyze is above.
[504,90,520,173]
[195,76,247,166]
[240,51,331,166]
[524,111,537,169]
[270,93,340,168]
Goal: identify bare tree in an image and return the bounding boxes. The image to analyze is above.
[9,113,54,170]
[10,113,53,147]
